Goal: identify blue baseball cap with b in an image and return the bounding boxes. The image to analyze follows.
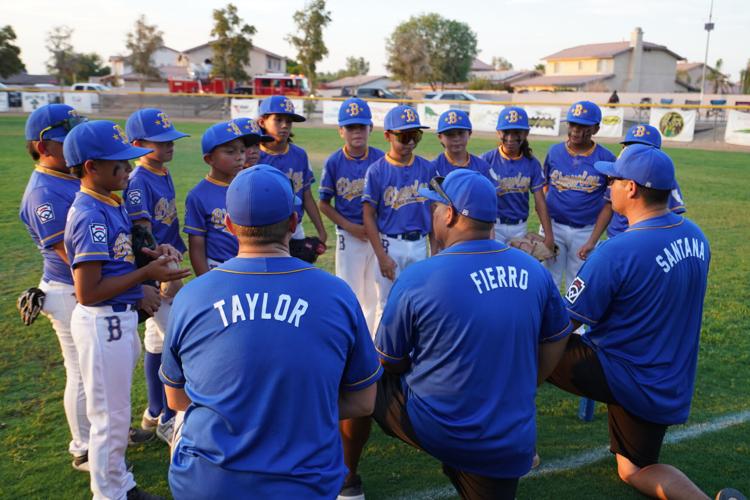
[338,98,372,126]
[63,120,152,167]
[25,104,86,143]
[201,121,245,155]
[232,117,274,143]
[226,164,302,227]
[384,105,429,131]
[418,169,497,223]
[496,106,530,131]
[258,95,306,122]
[622,124,662,148]
[594,144,675,190]
[126,108,189,142]
[437,109,472,133]
[566,100,602,126]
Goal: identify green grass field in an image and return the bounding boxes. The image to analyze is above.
[1,115,748,499]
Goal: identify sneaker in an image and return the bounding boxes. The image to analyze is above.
[716,488,747,500]
[141,408,160,432]
[155,415,175,444]
[128,427,155,446]
[531,453,541,469]
[126,486,165,500]
[72,453,89,472]
[337,474,365,500]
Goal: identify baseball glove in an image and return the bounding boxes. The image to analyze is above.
[508,233,559,262]
[17,287,45,326]
[289,237,326,263]
[131,224,158,323]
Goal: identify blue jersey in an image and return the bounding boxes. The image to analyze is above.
[431,153,494,182]
[184,177,238,263]
[64,188,143,306]
[544,143,616,227]
[362,154,432,235]
[259,143,315,223]
[565,213,710,425]
[482,148,545,222]
[124,163,186,253]
[161,256,382,499]
[19,166,80,284]
[375,239,572,478]
[319,146,385,225]
[605,184,687,238]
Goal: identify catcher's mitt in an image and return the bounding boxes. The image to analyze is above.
[131,224,158,323]
[508,233,559,262]
[289,237,326,263]
[17,287,46,326]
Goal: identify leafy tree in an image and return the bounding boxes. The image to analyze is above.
[211,3,256,84]
[286,58,303,74]
[0,25,25,78]
[74,53,110,81]
[344,56,369,77]
[46,26,78,85]
[534,63,546,73]
[706,58,731,94]
[287,0,332,93]
[491,56,513,71]
[385,18,430,90]
[125,15,164,91]
[431,18,477,87]
[740,59,750,94]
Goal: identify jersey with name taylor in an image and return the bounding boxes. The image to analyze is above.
[565,213,710,425]
[259,143,315,224]
[362,154,433,236]
[605,183,687,238]
[319,146,385,225]
[161,256,382,499]
[544,142,616,227]
[64,188,143,305]
[376,239,571,478]
[482,148,545,222]
[431,152,494,182]
[124,164,186,253]
[183,177,238,263]
[20,166,81,285]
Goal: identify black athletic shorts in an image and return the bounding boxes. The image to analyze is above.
[547,334,669,468]
[373,371,519,500]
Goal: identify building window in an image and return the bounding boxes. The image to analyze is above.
[267,56,281,72]
[597,59,605,73]
[553,62,559,73]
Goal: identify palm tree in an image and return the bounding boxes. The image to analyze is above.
[706,58,731,94]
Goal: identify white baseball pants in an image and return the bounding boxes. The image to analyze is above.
[493,221,527,244]
[541,220,595,291]
[335,228,378,337]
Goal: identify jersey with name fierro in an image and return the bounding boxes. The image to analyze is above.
[160,256,382,499]
[565,213,710,424]
[183,176,238,263]
[376,239,571,478]
[431,152,494,182]
[259,144,315,224]
[482,148,545,222]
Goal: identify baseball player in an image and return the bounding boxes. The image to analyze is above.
[545,145,741,500]
[542,101,616,290]
[160,165,381,499]
[232,117,273,169]
[257,95,327,245]
[431,109,493,180]
[63,120,189,500]
[123,108,189,444]
[19,104,90,471]
[184,121,246,276]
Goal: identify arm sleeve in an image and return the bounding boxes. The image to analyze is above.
[540,269,573,343]
[26,188,70,248]
[543,153,551,179]
[318,156,336,201]
[302,152,315,188]
[669,184,686,214]
[183,192,207,235]
[530,157,546,192]
[374,278,414,362]
[124,176,152,222]
[341,298,383,391]
[362,165,381,207]
[159,300,186,388]
[564,244,620,325]
[69,209,112,267]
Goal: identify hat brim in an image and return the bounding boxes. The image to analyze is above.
[388,124,430,131]
[594,160,619,178]
[100,145,154,161]
[418,187,449,205]
[567,117,599,126]
[437,124,472,134]
[339,117,373,127]
[140,130,190,142]
[241,134,275,146]
[620,138,656,147]
[496,124,530,131]
[263,111,306,122]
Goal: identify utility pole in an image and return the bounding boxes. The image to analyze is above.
[699,0,715,103]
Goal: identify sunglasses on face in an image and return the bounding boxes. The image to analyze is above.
[391,129,423,145]
[429,175,455,210]
[39,115,88,142]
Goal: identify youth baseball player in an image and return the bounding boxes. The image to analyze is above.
[160,165,381,499]
[63,120,189,500]
[431,109,493,180]
[19,104,90,470]
[123,108,189,444]
[542,101,616,289]
[482,106,555,248]
[232,117,273,169]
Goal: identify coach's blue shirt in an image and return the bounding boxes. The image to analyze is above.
[605,184,687,238]
[375,239,572,478]
[544,142,616,227]
[20,166,80,284]
[259,143,315,223]
[565,213,710,425]
[184,176,238,263]
[161,256,382,499]
[319,146,385,225]
[431,152,494,181]
[482,148,546,222]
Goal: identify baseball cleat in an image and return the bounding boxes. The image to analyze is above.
[71,452,89,472]
[126,487,165,500]
[141,408,160,432]
[155,415,175,444]
[128,427,155,446]
[337,474,365,500]
[716,488,747,500]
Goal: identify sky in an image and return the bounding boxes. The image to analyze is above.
[4,0,749,80]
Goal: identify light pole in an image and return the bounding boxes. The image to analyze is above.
[699,0,715,104]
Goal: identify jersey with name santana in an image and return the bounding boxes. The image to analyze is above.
[482,148,545,222]
[259,143,315,224]
[184,176,238,263]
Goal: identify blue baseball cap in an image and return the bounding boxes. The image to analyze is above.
[25,104,86,143]
[384,105,429,131]
[232,117,273,144]
[566,101,602,126]
[226,164,302,227]
[338,98,372,126]
[418,169,497,223]
[594,144,675,190]
[63,120,152,167]
[496,106,530,131]
[622,124,662,148]
[201,121,245,155]
[126,108,189,142]
[258,95,306,122]
[437,109,472,133]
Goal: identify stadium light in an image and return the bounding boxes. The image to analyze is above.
[699,0,715,103]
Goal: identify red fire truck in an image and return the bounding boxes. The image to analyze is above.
[167,77,235,94]
[167,74,309,96]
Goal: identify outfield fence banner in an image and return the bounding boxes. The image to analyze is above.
[63,93,94,114]
[22,92,49,112]
[526,106,561,137]
[597,107,625,138]
[322,100,340,125]
[417,103,452,129]
[724,109,750,146]
[0,92,7,112]
[469,103,504,132]
[369,102,396,128]
[649,107,697,143]
[230,98,258,119]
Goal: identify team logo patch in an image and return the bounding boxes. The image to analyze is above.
[127,189,142,206]
[34,203,55,223]
[565,277,586,303]
[89,223,107,244]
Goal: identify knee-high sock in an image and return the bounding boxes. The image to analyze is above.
[144,352,163,418]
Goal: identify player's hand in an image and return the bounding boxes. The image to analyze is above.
[348,223,368,241]
[317,228,328,246]
[145,256,192,283]
[143,244,184,262]
[543,235,556,252]
[138,285,161,316]
[378,255,397,281]
[577,240,596,261]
